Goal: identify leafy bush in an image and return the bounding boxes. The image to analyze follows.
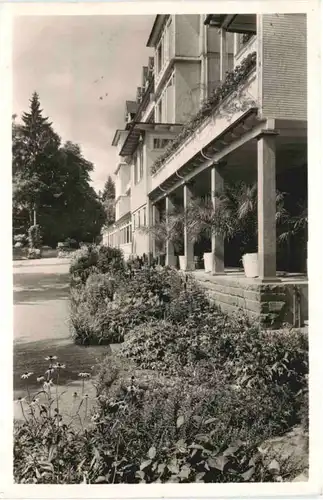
[69,244,124,286]
[14,233,28,246]
[27,248,41,259]
[28,224,42,249]
[14,351,308,484]
[70,266,205,345]
[121,315,308,437]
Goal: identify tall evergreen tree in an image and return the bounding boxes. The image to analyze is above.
[12,93,61,227]
[102,175,116,227]
[102,175,116,201]
[12,92,106,246]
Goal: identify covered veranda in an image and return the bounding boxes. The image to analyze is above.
[148,114,308,327]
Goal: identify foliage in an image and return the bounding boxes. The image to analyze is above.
[278,200,308,246]
[12,93,106,246]
[69,266,206,345]
[185,191,236,243]
[185,182,288,255]
[139,208,184,254]
[14,351,308,484]
[14,355,94,484]
[151,52,257,175]
[14,233,28,246]
[28,224,42,249]
[101,175,116,227]
[70,267,180,345]
[69,244,125,286]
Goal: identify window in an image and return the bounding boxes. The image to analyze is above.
[133,215,136,231]
[153,138,171,149]
[139,146,144,181]
[137,210,141,228]
[155,71,175,123]
[143,207,147,226]
[155,18,172,77]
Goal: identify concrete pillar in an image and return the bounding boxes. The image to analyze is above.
[147,200,154,264]
[165,195,177,267]
[220,28,228,82]
[183,184,195,271]
[211,165,225,274]
[257,133,278,281]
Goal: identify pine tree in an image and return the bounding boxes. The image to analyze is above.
[13,93,61,227]
[101,175,116,226]
[12,93,106,246]
[102,175,116,201]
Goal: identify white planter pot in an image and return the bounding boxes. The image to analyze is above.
[203,252,213,273]
[179,255,186,270]
[242,253,258,278]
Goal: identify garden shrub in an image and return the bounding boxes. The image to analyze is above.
[28,224,42,249]
[14,355,303,484]
[121,315,308,436]
[70,266,208,345]
[69,244,124,286]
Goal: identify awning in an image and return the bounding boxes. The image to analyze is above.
[204,14,256,34]
[119,122,183,157]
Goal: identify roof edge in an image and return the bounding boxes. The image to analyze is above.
[146,15,169,47]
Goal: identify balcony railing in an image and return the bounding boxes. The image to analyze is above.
[151,52,257,176]
[235,35,257,68]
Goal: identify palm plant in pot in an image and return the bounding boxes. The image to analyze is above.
[278,200,308,274]
[228,182,287,277]
[138,208,184,267]
[185,191,237,273]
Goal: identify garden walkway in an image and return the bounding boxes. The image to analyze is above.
[13,258,110,423]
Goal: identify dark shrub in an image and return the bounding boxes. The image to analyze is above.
[70,267,208,345]
[69,244,124,285]
[28,224,42,249]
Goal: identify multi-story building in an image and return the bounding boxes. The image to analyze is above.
[103,13,308,328]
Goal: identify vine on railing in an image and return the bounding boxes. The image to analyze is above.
[151,51,257,175]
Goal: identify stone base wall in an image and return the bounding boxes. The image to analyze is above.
[194,273,308,329]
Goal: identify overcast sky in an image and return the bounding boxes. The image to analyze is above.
[12,15,154,192]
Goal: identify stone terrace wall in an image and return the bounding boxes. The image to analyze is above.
[193,272,308,329]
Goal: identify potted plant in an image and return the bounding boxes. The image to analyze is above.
[139,209,184,268]
[278,200,308,274]
[229,182,287,278]
[185,191,236,273]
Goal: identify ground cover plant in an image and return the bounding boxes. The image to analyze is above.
[69,245,210,344]
[14,248,308,484]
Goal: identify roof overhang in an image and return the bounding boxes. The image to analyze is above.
[149,108,261,202]
[111,129,126,147]
[119,122,183,157]
[204,14,257,34]
[146,15,169,47]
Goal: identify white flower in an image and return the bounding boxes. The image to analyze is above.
[21,372,33,379]
[37,376,45,382]
[30,398,39,406]
[78,372,91,378]
[83,393,89,399]
[53,363,65,369]
[45,369,55,376]
[43,380,54,390]
[15,397,26,403]
[45,355,57,361]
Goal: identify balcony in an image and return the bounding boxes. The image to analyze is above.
[235,35,257,68]
[150,52,257,192]
[115,195,130,222]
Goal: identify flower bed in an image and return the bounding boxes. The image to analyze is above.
[13,248,308,484]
